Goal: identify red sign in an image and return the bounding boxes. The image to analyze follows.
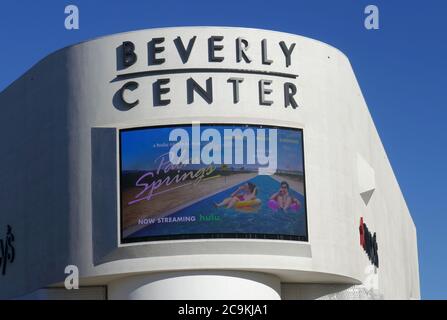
[359,217,379,268]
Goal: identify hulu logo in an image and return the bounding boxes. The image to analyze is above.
[199,214,221,222]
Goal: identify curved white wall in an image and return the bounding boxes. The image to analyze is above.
[108,271,281,300]
[0,27,419,299]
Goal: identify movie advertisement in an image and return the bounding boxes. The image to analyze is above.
[120,124,307,243]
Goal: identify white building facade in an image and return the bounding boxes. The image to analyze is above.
[0,27,419,300]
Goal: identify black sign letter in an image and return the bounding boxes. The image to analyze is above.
[208,36,224,62]
[122,41,137,67]
[148,38,166,65]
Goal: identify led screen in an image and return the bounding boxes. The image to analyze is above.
[120,124,308,243]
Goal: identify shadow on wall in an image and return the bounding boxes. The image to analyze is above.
[91,127,119,265]
[0,53,72,298]
[115,44,126,72]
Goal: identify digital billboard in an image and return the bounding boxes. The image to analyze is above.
[119,124,307,243]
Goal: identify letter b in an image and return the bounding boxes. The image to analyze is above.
[123,41,137,67]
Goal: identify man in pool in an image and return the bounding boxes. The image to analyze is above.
[214,182,260,209]
[270,181,301,211]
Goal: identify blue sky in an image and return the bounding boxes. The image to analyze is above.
[0,0,445,299]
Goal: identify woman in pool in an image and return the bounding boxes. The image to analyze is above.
[214,182,259,209]
[270,181,300,211]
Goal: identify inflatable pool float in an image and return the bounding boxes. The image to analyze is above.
[267,199,280,211]
[268,199,300,212]
[235,199,261,208]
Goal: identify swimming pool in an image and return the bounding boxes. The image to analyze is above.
[128,175,307,241]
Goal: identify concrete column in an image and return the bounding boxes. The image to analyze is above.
[108,271,281,300]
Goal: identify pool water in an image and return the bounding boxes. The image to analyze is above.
[129,175,307,239]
